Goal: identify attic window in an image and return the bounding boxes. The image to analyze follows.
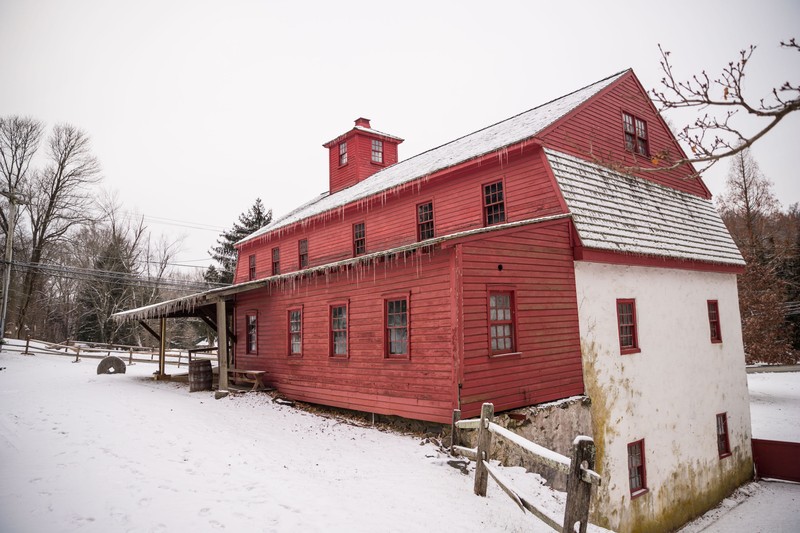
[371,139,384,164]
[708,300,722,343]
[272,247,280,275]
[623,112,649,156]
[248,254,256,281]
[483,181,506,226]
[298,239,309,269]
[353,222,366,256]
[339,142,348,166]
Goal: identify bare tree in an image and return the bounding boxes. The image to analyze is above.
[0,116,44,233]
[648,38,799,174]
[14,124,101,335]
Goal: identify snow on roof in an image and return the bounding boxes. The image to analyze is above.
[353,125,404,141]
[239,70,628,246]
[545,149,745,266]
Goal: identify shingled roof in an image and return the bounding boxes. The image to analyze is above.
[545,149,744,266]
[239,70,628,246]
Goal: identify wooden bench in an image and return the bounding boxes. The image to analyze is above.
[228,368,268,392]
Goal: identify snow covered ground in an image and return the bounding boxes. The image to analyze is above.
[1,344,797,532]
[0,347,609,533]
[747,370,800,441]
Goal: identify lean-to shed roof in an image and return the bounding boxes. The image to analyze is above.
[545,149,744,266]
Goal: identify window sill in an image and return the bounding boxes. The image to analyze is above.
[385,355,410,362]
[719,452,732,459]
[620,347,641,355]
[371,161,385,166]
[490,351,521,359]
[630,488,649,500]
[711,339,723,344]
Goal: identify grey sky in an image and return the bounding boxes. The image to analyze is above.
[1,0,798,271]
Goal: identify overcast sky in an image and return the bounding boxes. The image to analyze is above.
[1,0,798,273]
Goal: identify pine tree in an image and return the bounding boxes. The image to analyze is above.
[205,198,272,284]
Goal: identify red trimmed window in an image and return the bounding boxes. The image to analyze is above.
[288,308,302,356]
[716,413,731,458]
[627,439,647,496]
[417,201,434,241]
[298,239,308,269]
[385,297,409,357]
[616,299,640,354]
[353,222,366,256]
[489,290,515,354]
[330,304,348,357]
[708,300,722,343]
[483,181,505,226]
[371,139,383,163]
[248,254,256,281]
[339,142,347,165]
[271,247,280,275]
[623,112,649,156]
[245,314,257,354]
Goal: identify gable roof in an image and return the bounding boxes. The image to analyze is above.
[239,70,628,246]
[545,149,744,266]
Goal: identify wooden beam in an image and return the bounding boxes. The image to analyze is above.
[216,300,229,391]
[139,320,161,342]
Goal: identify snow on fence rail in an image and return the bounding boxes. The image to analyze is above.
[1,336,217,369]
[451,403,601,533]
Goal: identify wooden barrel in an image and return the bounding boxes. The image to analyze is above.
[189,359,212,392]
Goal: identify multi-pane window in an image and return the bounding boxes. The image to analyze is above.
[272,247,280,275]
[330,304,348,357]
[483,181,506,226]
[246,314,257,354]
[371,139,383,164]
[289,309,302,356]
[298,239,309,269]
[248,254,256,281]
[489,291,515,354]
[627,439,647,495]
[417,201,434,241]
[386,298,409,357]
[623,112,649,156]
[616,299,639,354]
[716,413,731,457]
[353,222,366,256]
[339,142,348,165]
[708,300,722,343]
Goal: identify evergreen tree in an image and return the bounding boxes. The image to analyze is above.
[206,198,272,284]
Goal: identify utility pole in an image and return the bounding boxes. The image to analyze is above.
[0,190,18,339]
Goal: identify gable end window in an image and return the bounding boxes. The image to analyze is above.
[716,413,731,458]
[483,181,506,226]
[623,112,649,157]
[627,439,648,496]
[616,298,640,354]
[385,297,409,358]
[248,254,256,281]
[245,313,258,354]
[417,201,434,242]
[489,290,516,355]
[272,247,280,276]
[298,239,309,269]
[330,304,348,357]
[707,300,722,343]
[288,308,302,356]
[353,222,366,256]
[339,142,348,166]
[371,139,383,164]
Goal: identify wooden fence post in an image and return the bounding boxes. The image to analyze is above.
[128,348,133,365]
[563,437,596,533]
[23,335,32,355]
[451,409,461,454]
[74,346,81,363]
[473,402,494,497]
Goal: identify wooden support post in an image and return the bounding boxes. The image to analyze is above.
[128,347,133,366]
[563,437,596,533]
[451,409,461,454]
[74,346,81,363]
[473,402,494,497]
[216,299,229,394]
[23,334,32,355]
[155,317,169,379]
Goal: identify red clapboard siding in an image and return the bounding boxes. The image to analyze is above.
[540,71,710,198]
[232,249,458,423]
[458,219,584,419]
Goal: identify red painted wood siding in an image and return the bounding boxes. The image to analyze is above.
[458,219,584,418]
[234,147,565,283]
[540,71,711,198]
[233,250,457,423]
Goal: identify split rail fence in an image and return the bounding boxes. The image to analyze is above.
[452,403,601,533]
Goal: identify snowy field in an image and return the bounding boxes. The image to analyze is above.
[747,371,800,441]
[0,348,609,533]
[1,346,798,532]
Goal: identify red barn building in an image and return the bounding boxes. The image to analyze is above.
[116,69,752,532]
